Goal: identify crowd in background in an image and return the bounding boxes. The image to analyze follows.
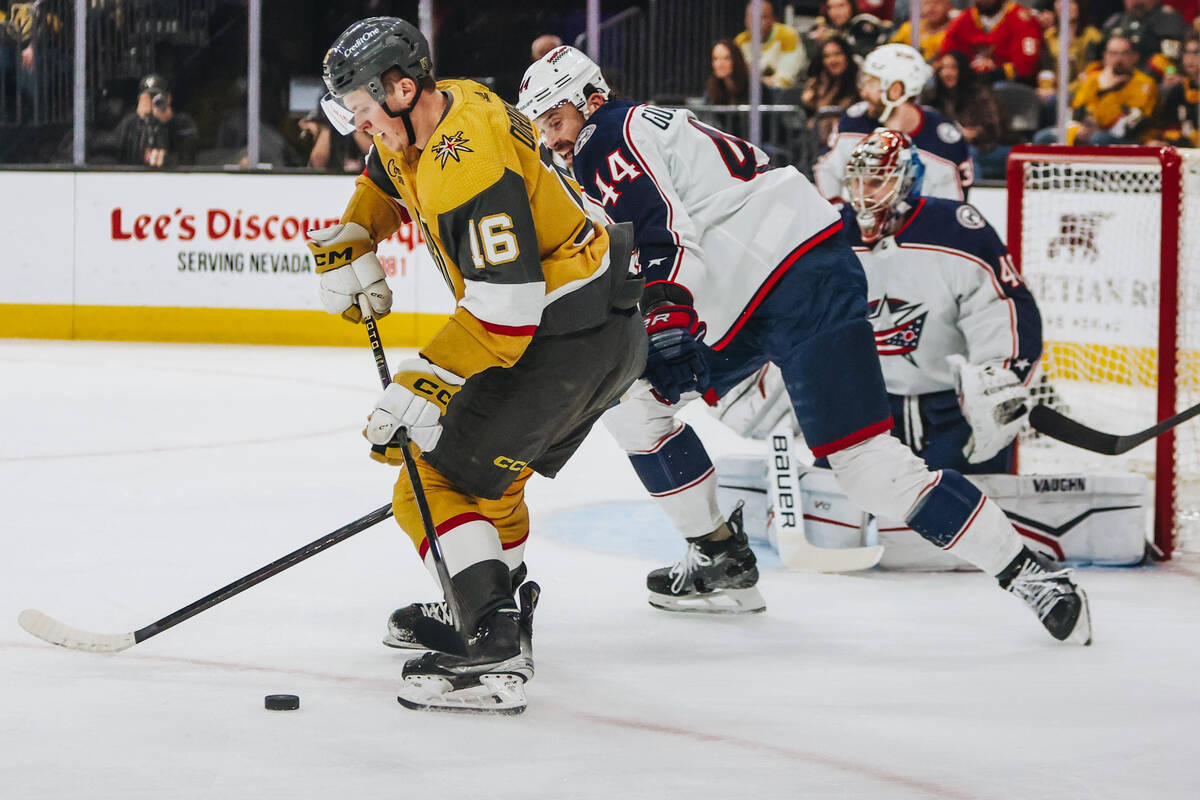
[700,0,1199,179]
[1,0,1198,176]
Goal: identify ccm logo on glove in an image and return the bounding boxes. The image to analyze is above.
[365,358,465,459]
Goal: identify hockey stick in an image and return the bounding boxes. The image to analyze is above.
[18,503,394,652]
[360,306,468,645]
[1028,401,1200,456]
[766,418,883,572]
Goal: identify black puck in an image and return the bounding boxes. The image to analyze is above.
[264,694,300,711]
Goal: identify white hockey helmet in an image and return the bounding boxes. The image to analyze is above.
[845,128,925,243]
[517,45,610,120]
[859,43,932,123]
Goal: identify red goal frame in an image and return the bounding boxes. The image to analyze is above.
[1005,145,1185,558]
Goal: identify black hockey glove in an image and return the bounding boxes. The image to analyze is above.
[641,281,710,405]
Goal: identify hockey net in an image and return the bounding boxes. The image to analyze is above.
[1007,146,1200,558]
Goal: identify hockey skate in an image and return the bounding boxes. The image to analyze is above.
[647,505,766,614]
[998,547,1092,645]
[383,563,527,650]
[397,581,539,715]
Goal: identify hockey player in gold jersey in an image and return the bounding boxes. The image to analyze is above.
[308,17,646,713]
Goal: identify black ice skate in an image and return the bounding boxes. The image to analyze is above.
[998,547,1092,645]
[397,582,538,715]
[383,563,527,650]
[647,505,766,614]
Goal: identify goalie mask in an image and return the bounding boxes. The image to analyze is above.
[321,16,432,141]
[859,43,932,124]
[517,45,610,121]
[844,129,925,244]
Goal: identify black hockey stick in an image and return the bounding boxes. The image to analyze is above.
[18,503,394,652]
[361,307,469,648]
[1029,400,1200,456]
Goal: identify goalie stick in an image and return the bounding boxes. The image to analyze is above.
[766,418,884,572]
[18,503,394,652]
[361,307,469,650]
[1029,401,1200,456]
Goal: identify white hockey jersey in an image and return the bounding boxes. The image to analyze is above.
[839,198,1042,395]
[571,100,840,349]
[814,102,973,202]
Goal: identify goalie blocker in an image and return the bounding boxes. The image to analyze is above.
[716,454,1149,569]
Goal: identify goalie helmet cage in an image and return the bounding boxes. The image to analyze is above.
[1006,145,1200,559]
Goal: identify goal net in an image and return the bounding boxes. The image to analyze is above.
[1007,146,1200,558]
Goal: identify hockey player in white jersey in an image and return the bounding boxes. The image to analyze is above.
[814,43,973,202]
[516,46,1091,645]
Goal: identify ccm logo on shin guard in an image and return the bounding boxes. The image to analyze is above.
[493,456,529,471]
[772,435,797,528]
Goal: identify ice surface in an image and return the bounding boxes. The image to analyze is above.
[2,340,1199,799]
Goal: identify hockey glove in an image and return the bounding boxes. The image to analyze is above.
[641,281,710,405]
[948,355,1031,464]
[365,357,465,460]
[306,222,392,323]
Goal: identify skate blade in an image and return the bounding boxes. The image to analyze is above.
[381,632,426,650]
[648,586,766,615]
[1066,587,1093,646]
[397,673,527,715]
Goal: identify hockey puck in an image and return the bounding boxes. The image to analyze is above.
[264,694,300,711]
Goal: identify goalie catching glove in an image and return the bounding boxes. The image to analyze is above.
[306,222,392,323]
[366,357,465,459]
[641,281,711,405]
[947,355,1030,464]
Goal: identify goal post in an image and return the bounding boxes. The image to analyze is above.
[1006,145,1198,558]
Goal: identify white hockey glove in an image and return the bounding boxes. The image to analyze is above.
[306,222,392,323]
[365,357,465,460]
[947,355,1030,464]
[710,363,799,439]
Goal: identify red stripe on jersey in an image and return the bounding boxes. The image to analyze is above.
[809,416,894,457]
[710,220,843,351]
[479,320,539,337]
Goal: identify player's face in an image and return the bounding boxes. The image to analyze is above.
[535,104,586,168]
[341,87,411,149]
[858,73,882,106]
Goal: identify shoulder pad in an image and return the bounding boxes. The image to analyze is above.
[954,203,987,230]
[574,123,597,156]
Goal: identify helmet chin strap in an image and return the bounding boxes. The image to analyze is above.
[381,81,424,145]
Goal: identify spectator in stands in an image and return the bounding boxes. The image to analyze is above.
[531,34,563,62]
[0,0,63,128]
[926,49,1008,178]
[859,0,896,22]
[1034,32,1159,143]
[112,74,198,168]
[1102,0,1189,77]
[939,0,1044,85]
[735,1,807,90]
[1038,0,1105,95]
[1160,31,1199,144]
[806,0,893,60]
[298,107,373,173]
[706,39,750,104]
[890,0,958,62]
[800,37,860,115]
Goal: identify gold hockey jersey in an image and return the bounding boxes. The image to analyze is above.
[341,79,614,379]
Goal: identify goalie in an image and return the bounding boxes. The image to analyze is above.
[727,130,1042,475]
